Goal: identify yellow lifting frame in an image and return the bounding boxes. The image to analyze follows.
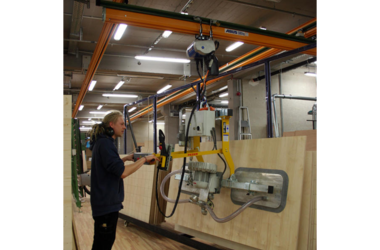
[154,115,235,177]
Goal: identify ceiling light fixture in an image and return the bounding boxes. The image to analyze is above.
[135,56,190,63]
[162,30,172,38]
[226,42,244,52]
[79,105,84,111]
[221,101,229,104]
[128,107,137,112]
[180,11,189,15]
[114,24,128,40]
[82,121,94,124]
[97,105,103,110]
[259,26,267,30]
[149,120,165,124]
[102,94,138,98]
[89,111,110,114]
[219,93,228,97]
[79,127,92,130]
[304,72,317,77]
[157,85,172,94]
[88,80,97,91]
[114,80,125,90]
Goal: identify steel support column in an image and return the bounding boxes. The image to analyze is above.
[153,96,157,153]
[265,61,273,138]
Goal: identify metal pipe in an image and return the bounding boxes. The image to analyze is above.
[126,43,316,122]
[273,94,317,101]
[265,62,273,138]
[226,0,315,19]
[279,71,284,137]
[126,43,316,111]
[271,96,279,137]
[252,57,317,82]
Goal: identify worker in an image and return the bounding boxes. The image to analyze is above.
[88,110,160,250]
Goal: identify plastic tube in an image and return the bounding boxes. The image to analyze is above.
[204,196,264,223]
[160,169,191,204]
[161,170,264,223]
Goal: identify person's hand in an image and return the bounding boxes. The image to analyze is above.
[122,153,134,162]
[145,154,161,164]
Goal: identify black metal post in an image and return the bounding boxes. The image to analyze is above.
[265,61,273,138]
[123,105,127,154]
[153,96,157,153]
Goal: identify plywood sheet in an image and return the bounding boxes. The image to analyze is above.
[297,151,317,250]
[63,95,73,250]
[119,156,155,223]
[166,137,307,250]
[283,130,316,151]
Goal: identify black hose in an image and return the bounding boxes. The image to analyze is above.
[84,186,91,195]
[156,104,198,218]
[211,127,227,178]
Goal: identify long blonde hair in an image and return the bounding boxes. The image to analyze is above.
[88,110,123,142]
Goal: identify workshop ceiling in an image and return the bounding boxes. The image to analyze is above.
[63,0,316,125]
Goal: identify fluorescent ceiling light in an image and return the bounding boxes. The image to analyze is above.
[218,86,228,91]
[128,107,136,112]
[221,101,229,104]
[180,11,189,15]
[149,120,165,124]
[162,30,172,38]
[89,111,110,114]
[89,80,97,91]
[226,42,244,52]
[135,56,190,63]
[82,121,94,124]
[88,118,92,121]
[259,26,267,30]
[157,85,172,94]
[304,72,317,77]
[114,24,128,40]
[149,48,152,51]
[114,81,125,90]
[102,94,138,98]
[97,105,103,110]
[219,93,228,97]
[79,105,84,111]
[79,127,92,130]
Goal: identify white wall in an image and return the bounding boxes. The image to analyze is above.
[243,66,317,138]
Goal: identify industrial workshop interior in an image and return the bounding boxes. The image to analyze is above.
[64,0,318,249]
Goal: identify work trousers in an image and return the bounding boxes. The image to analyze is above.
[92,211,119,250]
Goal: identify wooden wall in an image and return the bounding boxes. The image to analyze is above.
[166,137,307,250]
[64,95,75,250]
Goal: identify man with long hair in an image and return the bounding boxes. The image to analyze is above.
[88,110,159,250]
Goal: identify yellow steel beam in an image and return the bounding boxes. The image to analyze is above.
[104,9,316,56]
[71,0,124,118]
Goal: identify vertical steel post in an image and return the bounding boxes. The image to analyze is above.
[153,96,157,153]
[123,105,127,154]
[265,61,273,138]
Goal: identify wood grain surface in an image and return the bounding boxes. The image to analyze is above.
[166,137,307,250]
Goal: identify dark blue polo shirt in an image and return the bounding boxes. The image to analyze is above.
[90,134,124,217]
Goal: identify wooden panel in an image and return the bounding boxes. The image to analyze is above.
[119,156,155,223]
[166,137,307,250]
[297,151,315,250]
[283,130,316,151]
[63,95,73,250]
